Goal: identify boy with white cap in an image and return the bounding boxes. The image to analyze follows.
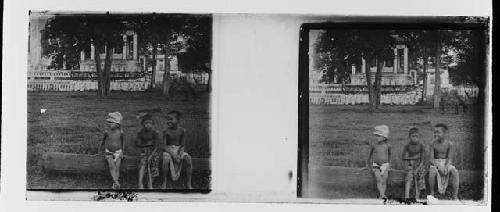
[367,125,392,199]
[99,112,124,189]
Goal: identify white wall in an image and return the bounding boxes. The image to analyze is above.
[212,14,302,197]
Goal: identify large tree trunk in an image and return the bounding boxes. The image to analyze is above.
[94,43,105,97]
[150,38,158,89]
[364,55,375,112]
[162,39,172,97]
[103,43,113,96]
[374,57,383,108]
[422,51,428,103]
[433,35,442,110]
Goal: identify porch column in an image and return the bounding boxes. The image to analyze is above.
[133,33,138,60]
[90,43,95,60]
[80,51,85,61]
[351,64,356,75]
[393,48,398,73]
[361,58,366,73]
[122,34,127,59]
[404,47,409,74]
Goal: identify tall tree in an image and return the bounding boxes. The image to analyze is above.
[131,14,212,96]
[448,29,488,104]
[44,14,125,97]
[433,31,442,109]
[313,30,395,111]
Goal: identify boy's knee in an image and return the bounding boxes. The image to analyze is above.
[163,152,172,161]
[450,167,459,179]
[183,154,192,161]
[183,154,192,167]
[405,173,414,181]
[139,158,147,166]
[429,166,438,175]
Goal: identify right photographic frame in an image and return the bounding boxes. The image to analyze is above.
[298,17,490,204]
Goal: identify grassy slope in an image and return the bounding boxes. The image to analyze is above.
[27,91,211,189]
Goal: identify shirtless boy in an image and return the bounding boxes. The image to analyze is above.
[99,112,124,189]
[428,123,459,200]
[162,111,193,189]
[136,114,161,189]
[367,125,391,199]
[402,127,426,199]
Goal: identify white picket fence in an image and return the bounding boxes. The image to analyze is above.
[310,92,420,105]
[28,80,150,92]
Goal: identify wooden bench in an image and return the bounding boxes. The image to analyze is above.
[39,152,210,174]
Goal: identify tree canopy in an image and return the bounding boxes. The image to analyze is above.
[40,13,212,97]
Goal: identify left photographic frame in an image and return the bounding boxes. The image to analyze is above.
[26,11,212,195]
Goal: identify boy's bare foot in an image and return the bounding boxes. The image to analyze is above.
[113,181,120,189]
[161,183,167,189]
[187,184,193,189]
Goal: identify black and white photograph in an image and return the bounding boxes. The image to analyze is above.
[299,19,489,203]
[26,12,212,191]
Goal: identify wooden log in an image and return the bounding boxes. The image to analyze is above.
[40,152,210,174]
[308,166,482,188]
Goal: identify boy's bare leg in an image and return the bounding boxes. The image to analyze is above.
[428,166,438,196]
[450,167,460,200]
[147,162,153,189]
[373,169,384,198]
[183,154,193,189]
[105,157,117,187]
[138,158,146,189]
[381,171,389,198]
[404,172,413,199]
[115,157,122,188]
[162,153,171,189]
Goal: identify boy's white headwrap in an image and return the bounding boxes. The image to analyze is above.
[373,125,389,138]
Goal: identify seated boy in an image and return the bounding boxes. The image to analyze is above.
[403,127,426,199]
[135,114,161,189]
[367,125,391,199]
[162,111,193,189]
[428,123,460,200]
[99,112,124,189]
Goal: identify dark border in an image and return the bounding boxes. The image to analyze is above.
[297,17,490,198]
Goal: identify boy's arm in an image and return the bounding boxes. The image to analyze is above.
[418,144,425,166]
[367,143,373,168]
[135,132,141,148]
[99,132,107,154]
[388,144,392,164]
[429,143,435,166]
[179,128,186,154]
[446,142,454,166]
[152,131,160,154]
[402,145,409,160]
[120,132,124,154]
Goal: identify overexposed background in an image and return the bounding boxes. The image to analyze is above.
[2,0,492,211]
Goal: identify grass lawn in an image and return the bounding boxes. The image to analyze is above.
[308,104,485,200]
[27,91,211,190]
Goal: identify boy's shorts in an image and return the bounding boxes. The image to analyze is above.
[105,149,123,162]
[372,162,390,176]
